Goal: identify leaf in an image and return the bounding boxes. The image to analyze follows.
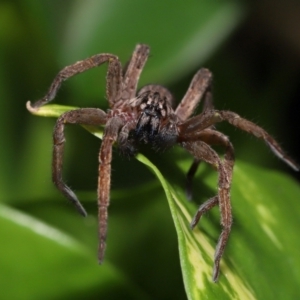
[0,204,150,299]
[136,155,256,300]
[137,157,300,299]
[27,103,300,299]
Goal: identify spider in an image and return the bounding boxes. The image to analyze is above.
[27,44,299,282]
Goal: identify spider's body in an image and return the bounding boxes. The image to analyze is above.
[116,85,178,154]
[28,44,299,282]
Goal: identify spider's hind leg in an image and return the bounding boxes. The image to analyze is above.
[175,68,213,121]
[182,140,232,282]
[186,126,235,203]
[189,128,235,224]
[97,117,124,263]
[190,195,219,228]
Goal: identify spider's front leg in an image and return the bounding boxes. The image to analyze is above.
[181,140,232,282]
[98,117,124,263]
[175,68,214,197]
[175,68,213,121]
[53,108,107,216]
[121,44,150,101]
[28,52,121,109]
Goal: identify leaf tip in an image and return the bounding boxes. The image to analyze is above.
[26,100,39,114]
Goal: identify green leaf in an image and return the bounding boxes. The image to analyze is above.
[136,155,256,300]
[27,103,300,299]
[0,204,150,299]
[137,156,300,299]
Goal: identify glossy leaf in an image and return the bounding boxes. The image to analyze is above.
[0,204,149,299]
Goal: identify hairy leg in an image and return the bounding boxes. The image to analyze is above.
[175,68,213,121]
[187,128,235,213]
[179,109,299,171]
[184,80,215,199]
[197,129,235,180]
[120,44,150,102]
[182,140,232,282]
[98,116,124,263]
[190,196,219,228]
[178,110,222,138]
[218,111,299,171]
[106,58,123,107]
[189,130,235,265]
[53,108,107,216]
[29,53,122,108]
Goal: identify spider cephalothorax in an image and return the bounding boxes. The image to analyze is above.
[118,84,178,154]
[27,44,299,282]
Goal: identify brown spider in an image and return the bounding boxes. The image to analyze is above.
[27,44,299,282]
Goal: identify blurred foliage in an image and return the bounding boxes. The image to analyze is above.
[1,0,300,299]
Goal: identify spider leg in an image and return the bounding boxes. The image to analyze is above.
[186,128,235,201]
[106,57,123,107]
[121,44,150,101]
[189,128,235,230]
[197,128,235,179]
[178,110,222,138]
[186,159,201,200]
[179,110,299,171]
[181,140,232,282]
[217,111,299,171]
[53,108,107,216]
[185,82,215,199]
[175,68,213,121]
[190,196,219,228]
[98,117,124,263]
[29,52,122,108]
